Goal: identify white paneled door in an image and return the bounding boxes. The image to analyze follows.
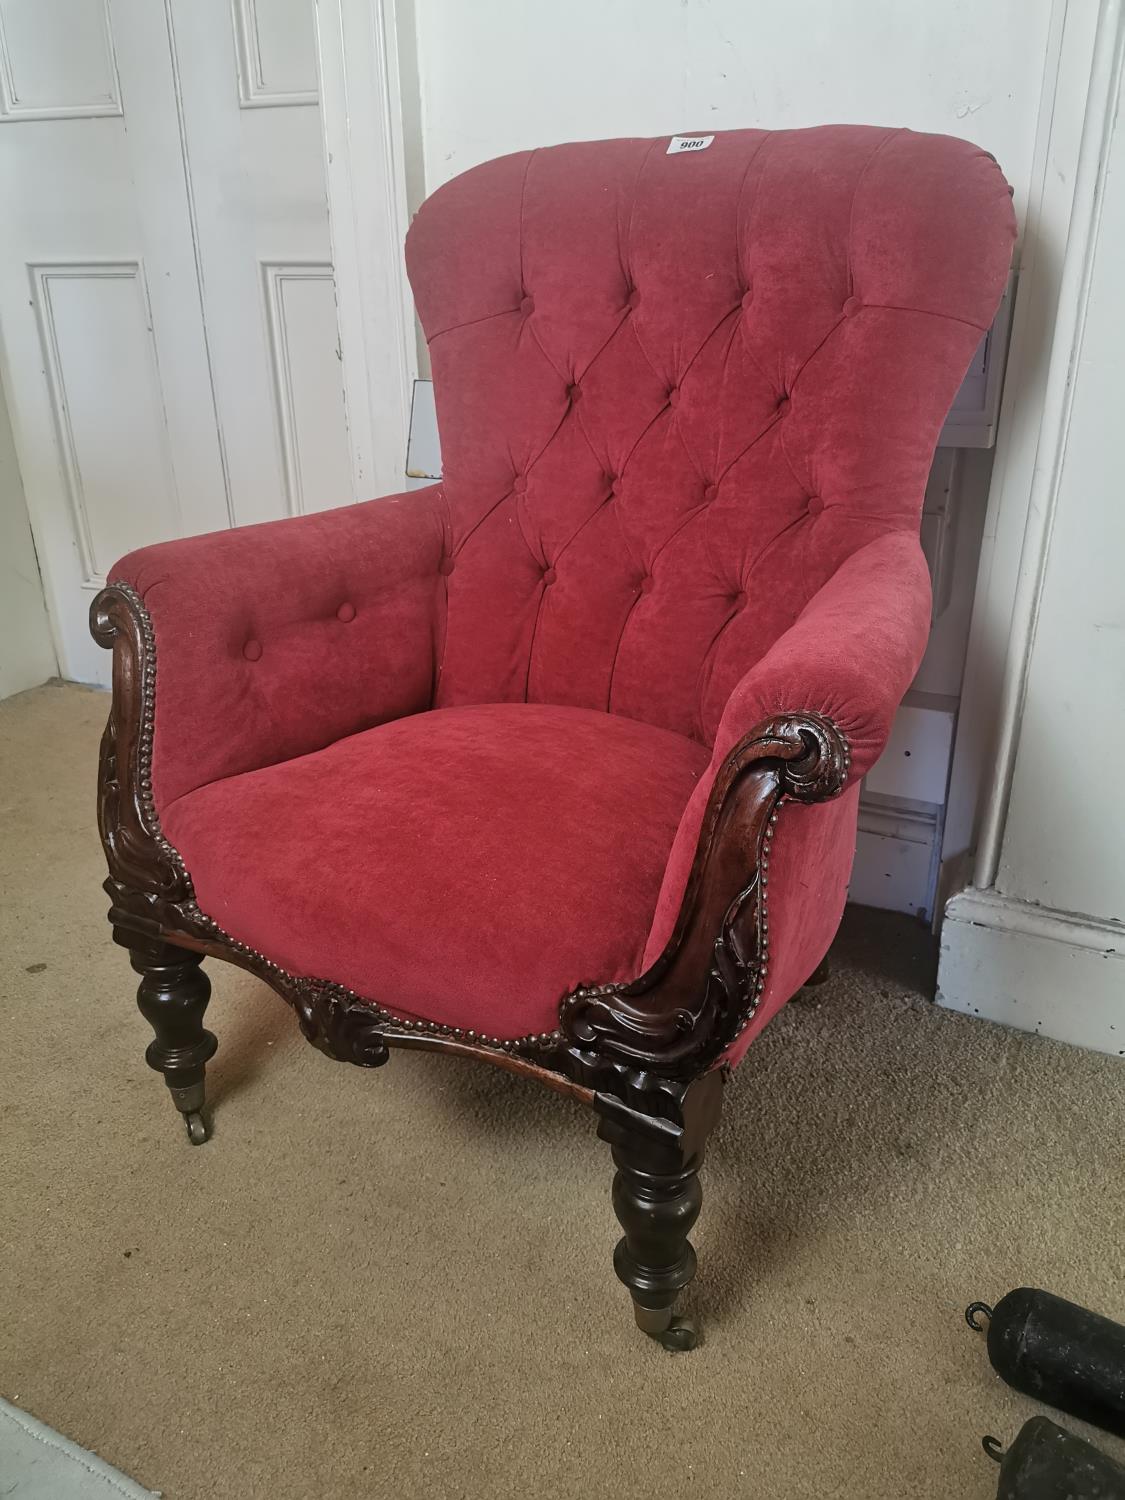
[0,0,351,683]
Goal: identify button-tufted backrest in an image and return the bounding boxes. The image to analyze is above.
[406,125,1015,745]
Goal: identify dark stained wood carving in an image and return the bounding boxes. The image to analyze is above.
[559,712,849,1084]
[91,582,849,1104]
[91,587,192,905]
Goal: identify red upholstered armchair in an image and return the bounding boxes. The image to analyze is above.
[93,126,1014,1349]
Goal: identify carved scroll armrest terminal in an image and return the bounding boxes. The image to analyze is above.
[559,712,850,1084]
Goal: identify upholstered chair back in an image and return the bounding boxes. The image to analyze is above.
[406,126,1015,746]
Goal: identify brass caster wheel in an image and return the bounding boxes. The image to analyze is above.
[652,1318,698,1353]
[183,1110,209,1146]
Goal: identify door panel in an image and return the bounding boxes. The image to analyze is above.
[232,0,318,106]
[170,0,350,528]
[262,262,352,515]
[29,261,184,580]
[0,0,121,119]
[0,0,229,683]
[0,0,350,683]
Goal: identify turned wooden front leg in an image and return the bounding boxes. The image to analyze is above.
[610,1145,704,1334]
[119,933,217,1145]
[596,1068,724,1350]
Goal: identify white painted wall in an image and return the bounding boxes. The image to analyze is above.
[409,0,1053,220]
[0,371,56,699]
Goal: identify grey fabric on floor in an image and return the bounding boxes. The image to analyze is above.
[2,680,1124,1500]
[0,1398,158,1498]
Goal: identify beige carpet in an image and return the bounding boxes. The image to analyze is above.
[2,680,1124,1500]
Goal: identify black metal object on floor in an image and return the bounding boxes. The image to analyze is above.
[982,1417,1125,1498]
[967,1289,1125,1439]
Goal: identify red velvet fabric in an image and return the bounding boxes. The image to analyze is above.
[639,531,935,1065]
[109,126,1015,1050]
[163,705,709,1038]
[408,127,1013,741]
[116,491,446,808]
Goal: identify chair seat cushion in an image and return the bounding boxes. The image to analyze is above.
[162,704,710,1041]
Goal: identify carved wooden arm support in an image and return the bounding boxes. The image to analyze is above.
[558,534,936,1089]
[91,583,192,910]
[559,713,850,1081]
[92,581,400,1070]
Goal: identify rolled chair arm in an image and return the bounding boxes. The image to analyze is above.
[706,530,934,781]
[560,531,933,1084]
[96,486,449,813]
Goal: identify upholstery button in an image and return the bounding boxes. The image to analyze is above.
[807,495,824,516]
[842,295,862,317]
[567,383,581,403]
[242,639,262,662]
[703,484,718,503]
[667,387,680,407]
[626,288,641,310]
[542,567,557,586]
[776,394,791,416]
[520,295,534,315]
[609,480,623,499]
[513,475,527,495]
[336,602,356,623]
[733,591,747,608]
[640,575,654,594]
[741,287,754,310]
[439,557,455,577]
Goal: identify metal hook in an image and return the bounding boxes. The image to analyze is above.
[982,1435,1005,1464]
[966,1301,994,1331]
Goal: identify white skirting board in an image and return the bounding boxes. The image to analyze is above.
[938,888,1125,1057]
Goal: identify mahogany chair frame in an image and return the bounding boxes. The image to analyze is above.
[93,580,848,1349]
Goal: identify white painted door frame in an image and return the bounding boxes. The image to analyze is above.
[941,0,1103,876]
[971,0,1123,889]
[313,0,417,501]
[938,0,1125,1054]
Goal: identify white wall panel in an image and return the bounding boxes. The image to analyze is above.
[0,0,234,683]
[865,703,955,806]
[171,0,341,529]
[851,803,940,919]
[233,0,317,106]
[263,262,351,514]
[0,0,345,683]
[30,262,179,584]
[0,0,120,120]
